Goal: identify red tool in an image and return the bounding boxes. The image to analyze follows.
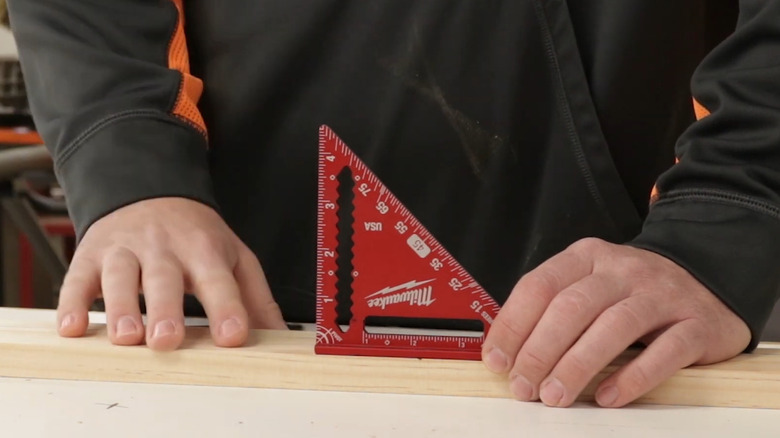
[315,125,500,360]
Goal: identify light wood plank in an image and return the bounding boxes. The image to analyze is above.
[0,309,779,409]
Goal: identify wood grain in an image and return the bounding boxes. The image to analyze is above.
[0,309,779,409]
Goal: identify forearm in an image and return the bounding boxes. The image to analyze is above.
[8,0,217,239]
[631,0,780,349]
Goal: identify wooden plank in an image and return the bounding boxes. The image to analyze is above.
[0,311,779,409]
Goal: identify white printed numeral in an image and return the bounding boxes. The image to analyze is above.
[376,201,389,214]
[395,221,408,234]
[448,278,463,291]
[407,234,431,258]
[430,258,443,271]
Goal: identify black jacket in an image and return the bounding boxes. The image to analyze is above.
[8,0,780,349]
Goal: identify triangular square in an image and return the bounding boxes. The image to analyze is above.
[316,125,500,360]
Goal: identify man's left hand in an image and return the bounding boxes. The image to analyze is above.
[481,237,751,408]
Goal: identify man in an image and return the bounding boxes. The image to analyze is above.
[7,0,780,408]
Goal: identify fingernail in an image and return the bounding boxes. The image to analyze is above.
[153,320,176,339]
[483,347,509,373]
[510,374,535,401]
[220,317,242,338]
[540,378,565,406]
[60,313,75,331]
[116,316,138,338]
[596,385,619,407]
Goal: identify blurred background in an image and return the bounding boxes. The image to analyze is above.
[0,22,74,314]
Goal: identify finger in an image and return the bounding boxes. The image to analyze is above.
[539,294,672,407]
[483,248,595,374]
[508,273,625,401]
[234,245,286,330]
[594,318,706,408]
[189,258,249,348]
[140,251,186,351]
[101,247,144,346]
[56,255,101,337]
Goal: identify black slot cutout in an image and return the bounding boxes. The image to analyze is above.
[335,166,355,329]
[364,316,485,338]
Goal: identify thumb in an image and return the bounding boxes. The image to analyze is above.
[234,244,287,330]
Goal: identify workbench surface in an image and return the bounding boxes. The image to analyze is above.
[0,307,778,438]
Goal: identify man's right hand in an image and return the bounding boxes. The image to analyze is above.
[56,197,287,350]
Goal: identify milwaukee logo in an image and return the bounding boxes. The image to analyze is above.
[366,279,436,310]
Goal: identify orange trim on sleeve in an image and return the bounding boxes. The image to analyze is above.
[650,99,709,204]
[649,157,680,204]
[169,0,207,136]
[692,98,711,121]
[650,184,660,203]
